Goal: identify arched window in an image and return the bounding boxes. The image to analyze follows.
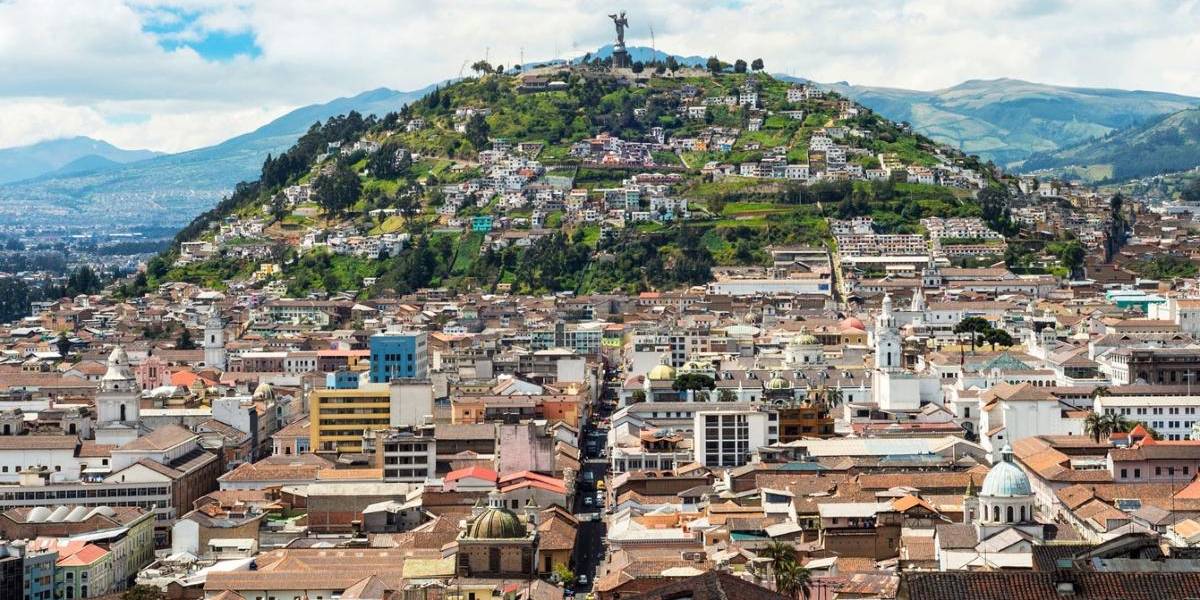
[1020,506,1026,521]
[1006,506,1014,523]
[992,505,1000,522]
[120,404,127,421]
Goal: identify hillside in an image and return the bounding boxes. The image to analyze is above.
[1020,107,1200,182]
[0,136,162,185]
[816,78,1199,166]
[0,86,438,228]
[131,66,1004,299]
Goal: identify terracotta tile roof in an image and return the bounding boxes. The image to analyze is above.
[901,571,1200,599]
[117,424,195,451]
[624,571,788,600]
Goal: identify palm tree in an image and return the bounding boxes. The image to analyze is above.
[1084,411,1106,443]
[1102,412,1131,438]
[1089,385,1110,402]
[775,560,812,599]
[760,541,795,591]
[824,387,844,409]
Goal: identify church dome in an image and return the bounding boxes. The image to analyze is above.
[647,356,676,381]
[766,371,792,390]
[466,494,526,539]
[981,446,1032,498]
[840,317,866,331]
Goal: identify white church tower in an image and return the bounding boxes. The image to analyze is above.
[874,293,901,371]
[204,305,227,371]
[95,346,141,446]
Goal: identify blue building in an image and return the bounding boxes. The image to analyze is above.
[326,368,361,390]
[470,215,494,232]
[369,331,429,383]
[22,547,56,600]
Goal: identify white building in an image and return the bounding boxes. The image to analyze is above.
[692,408,774,467]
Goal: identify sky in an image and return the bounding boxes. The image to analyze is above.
[1,0,1199,153]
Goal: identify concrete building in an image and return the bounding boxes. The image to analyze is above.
[368,331,428,383]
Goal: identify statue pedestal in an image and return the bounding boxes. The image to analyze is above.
[611,46,632,69]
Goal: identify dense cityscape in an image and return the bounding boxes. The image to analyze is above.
[4,5,1200,600]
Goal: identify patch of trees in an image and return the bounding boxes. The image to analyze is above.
[314,164,363,215]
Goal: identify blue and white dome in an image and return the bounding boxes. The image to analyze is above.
[981,445,1032,498]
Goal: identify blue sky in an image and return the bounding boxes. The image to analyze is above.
[139,7,261,61]
[0,0,1198,153]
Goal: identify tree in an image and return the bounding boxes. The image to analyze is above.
[1084,411,1107,443]
[985,328,1015,351]
[123,585,164,600]
[465,113,491,152]
[776,560,811,599]
[177,328,196,350]
[1054,240,1085,278]
[470,60,492,75]
[269,193,289,222]
[706,56,722,74]
[953,317,992,352]
[314,165,362,215]
[367,142,411,179]
[751,58,765,72]
[823,387,844,409]
[551,563,576,586]
[733,59,748,73]
[1182,178,1200,204]
[55,332,71,357]
[673,373,715,392]
[718,389,737,402]
[666,55,680,73]
[1102,412,1131,438]
[630,390,647,404]
[631,61,644,74]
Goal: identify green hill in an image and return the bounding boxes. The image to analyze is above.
[1020,107,1200,182]
[135,68,1001,298]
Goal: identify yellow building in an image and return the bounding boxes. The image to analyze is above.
[309,387,391,453]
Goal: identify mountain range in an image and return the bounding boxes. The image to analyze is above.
[1020,107,1200,182]
[815,78,1200,167]
[0,85,437,228]
[3,53,1200,229]
[0,137,162,185]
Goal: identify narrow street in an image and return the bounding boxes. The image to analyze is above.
[568,371,616,597]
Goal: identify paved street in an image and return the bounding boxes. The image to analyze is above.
[568,375,616,596]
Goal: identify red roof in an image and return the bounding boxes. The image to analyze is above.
[445,466,497,483]
[57,543,109,567]
[498,471,567,494]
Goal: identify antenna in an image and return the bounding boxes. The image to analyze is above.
[649,24,656,64]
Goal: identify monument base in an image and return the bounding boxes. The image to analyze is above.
[612,47,632,69]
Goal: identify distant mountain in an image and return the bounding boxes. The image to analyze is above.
[0,136,161,184]
[0,85,439,227]
[579,45,708,67]
[1020,107,1200,182]
[809,78,1199,166]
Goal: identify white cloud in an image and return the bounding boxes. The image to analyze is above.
[1,0,1198,152]
[0,98,291,152]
